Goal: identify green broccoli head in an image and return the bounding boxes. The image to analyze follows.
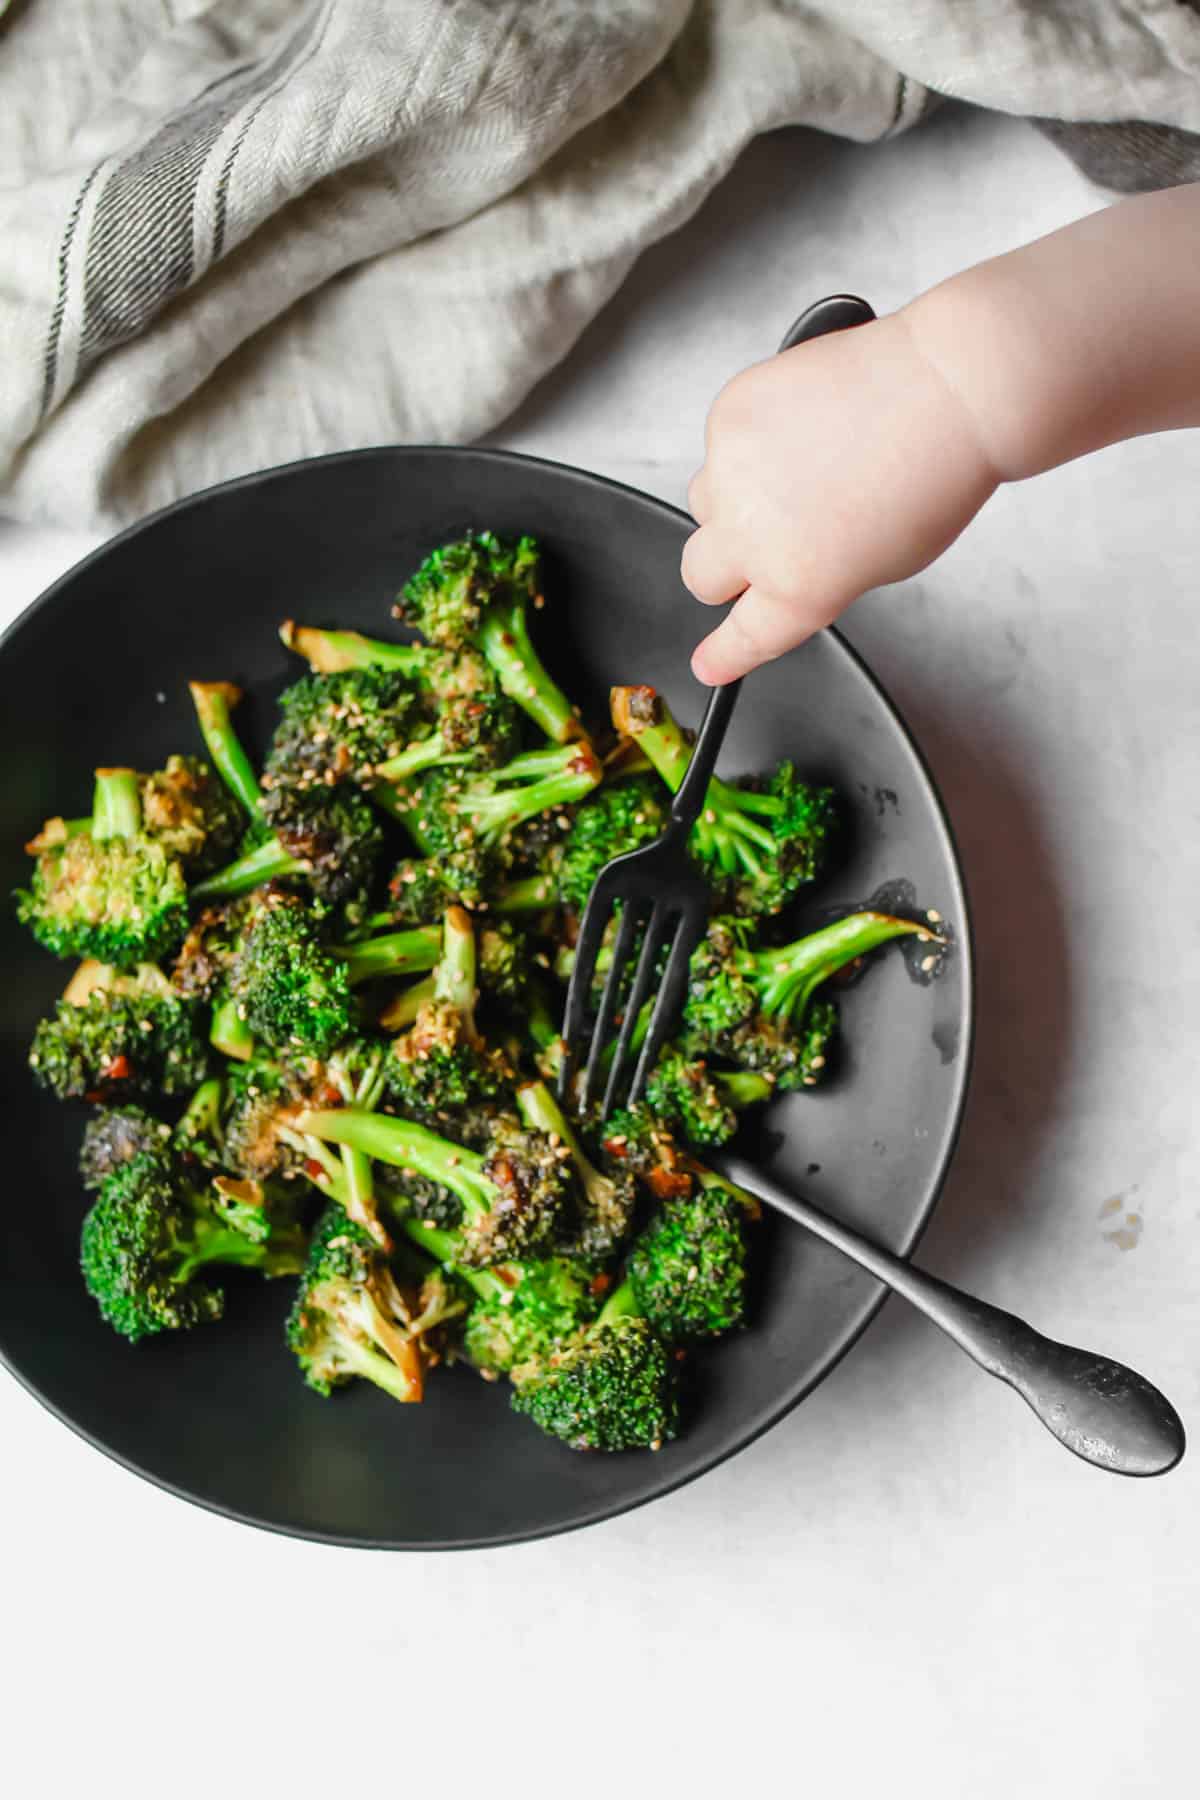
[286,1205,425,1402]
[264,667,418,790]
[626,1185,749,1342]
[396,531,539,648]
[81,1148,305,1342]
[30,973,209,1101]
[476,919,534,1004]
[222,1054,333,1181]
[227,891,355,1057]
[139,755,244,873]
[79,1104,172,1189]
[456,1114,571,1268]
[509,1313,680,1452]
[171,896,254,1002]
[558,775,668,911]
[462,1257,604,1377]
[17,827,188,971]
[643,1046,739,1148]
[383,999,511,1120]
[258,781,383,909]
[722,996,838,1092]
[386,846,491,924]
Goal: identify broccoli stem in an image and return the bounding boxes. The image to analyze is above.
[331,1325,425,1404]
[612,688,775,868]
[374,737,473,782]
[466,745,602,842]
[716,1069,773,1109]
[396,1217,507,1301]
[515,1079,605,1205]
[434,905,477,1021]
[190,836,305,901]
[596,1278,640,1325]
[179,1077,224,1139]
[280,621,434,677]
[334,925,443,987]
[188,682,262,816]
[174,1213,291,1280]
[751,911,931,1018]
[296,1109,496,1222]
[378,974,437,1032]
[92,769,141,841]
[210,996,255,1061]
[475,603,578,744]
[493,872,559,915]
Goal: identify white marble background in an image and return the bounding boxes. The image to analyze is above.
[2,105,1196,1798]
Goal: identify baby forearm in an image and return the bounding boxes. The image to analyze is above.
[903,182,1200,482]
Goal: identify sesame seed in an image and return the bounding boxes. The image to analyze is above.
[810,1055,826,1070]
[703,808,716,824]
[920,954,936,973]
[686,1265,698,1283]
[926,908,942,922]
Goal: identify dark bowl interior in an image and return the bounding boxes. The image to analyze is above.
[0,448,971,1548]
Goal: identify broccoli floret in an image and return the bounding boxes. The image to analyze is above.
[189,686,384,908]
[394,532,580,744]
[226,890,355,1057]
[222,1055,331,1181]
[390,742,603,865]
[681,910,929,1089]
[516,1080,637,1257]
[600,1107,695,1201]
[508,1283,680,1452]
[401,1218,602,1377]
[263,667,418,790]
[642,1048,772,1148]
[80,1104,172,1189]
[285,1205,428,1402]
[171,897,253,1002]
[626,1171,753,1342]
[138,755,243,873]
[30,965,209,1101]
[477,919,536,1004]
[556,775,668,911]
[383,907,511,1119]
[385,846,491,923]
[374,685,520,783]
[612,686,838,915]
[81,1148,306,1342]
[17,769,188,970]
[297,1105,570,1269]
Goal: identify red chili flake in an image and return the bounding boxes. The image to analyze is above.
[304,1159,328,1181]
[589,1272,613,1297]
[646,1167,693,1200]
[101,1055,132,1083]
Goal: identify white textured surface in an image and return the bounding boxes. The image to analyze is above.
[3,106,1197,1797]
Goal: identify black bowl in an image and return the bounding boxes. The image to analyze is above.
[0,447,972,1548]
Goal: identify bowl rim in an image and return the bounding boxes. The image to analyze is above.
[0,442,976,1550]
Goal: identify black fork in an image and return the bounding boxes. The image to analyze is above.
[558,293,877,1119]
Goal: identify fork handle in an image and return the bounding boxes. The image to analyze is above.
[712,1151,1185,1479]
[669,680,742,830]
[674,296,878,824]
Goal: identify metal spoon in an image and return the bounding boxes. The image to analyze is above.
[711,1150,1186,1477]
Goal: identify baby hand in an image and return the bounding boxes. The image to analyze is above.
[684,308,1000,683]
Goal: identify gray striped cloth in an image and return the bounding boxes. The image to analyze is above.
[1,0,1198,527]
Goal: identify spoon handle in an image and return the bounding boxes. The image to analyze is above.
[711,1151,1185,1478]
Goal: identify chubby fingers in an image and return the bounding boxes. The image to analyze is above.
[680,523,746,607]
[691,584,834,685]
[686,466,713,523]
